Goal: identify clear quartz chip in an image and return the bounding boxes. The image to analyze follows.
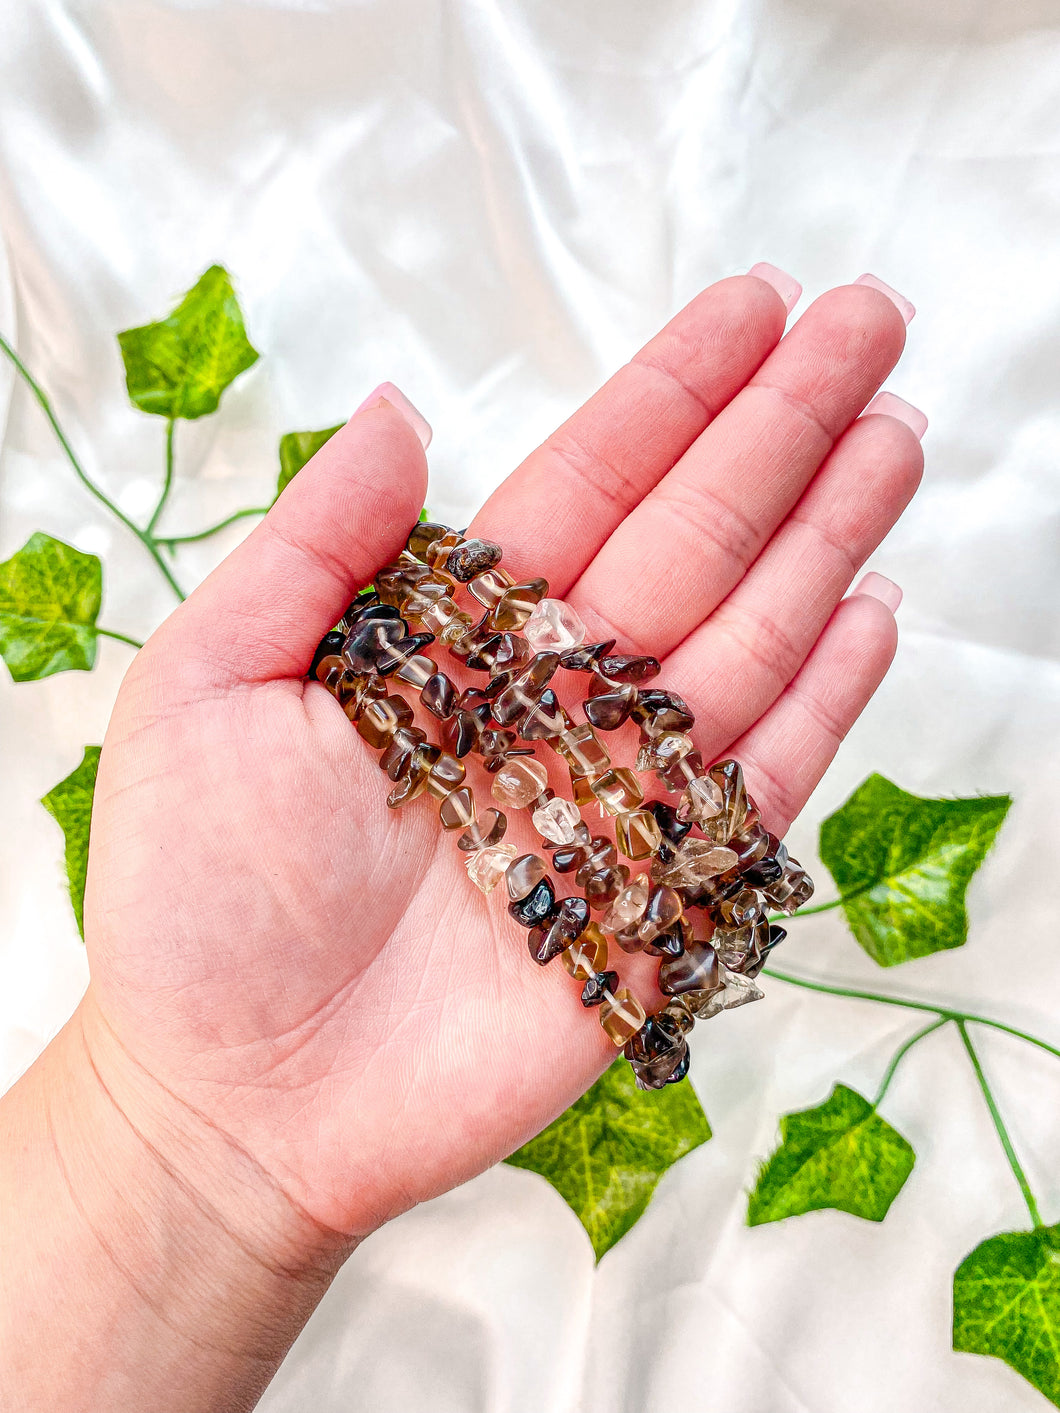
[531,796,582,845]
[523,598,587,654]
[465,842,518,894]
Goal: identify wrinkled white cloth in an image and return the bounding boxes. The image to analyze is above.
[1,2,1059,1410]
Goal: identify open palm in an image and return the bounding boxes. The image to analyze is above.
[82,273,922,1243]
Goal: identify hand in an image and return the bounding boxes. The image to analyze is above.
[81,272,921,1252]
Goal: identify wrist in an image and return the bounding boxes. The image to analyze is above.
[1,991,350,1413]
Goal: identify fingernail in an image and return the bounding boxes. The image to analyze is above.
[748,262,802,314]
[864,390,928,441]
[852,571,903,613]
[353,382,432,449]
[854,274,915,325]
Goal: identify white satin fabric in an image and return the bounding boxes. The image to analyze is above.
[2,2,1059,1410]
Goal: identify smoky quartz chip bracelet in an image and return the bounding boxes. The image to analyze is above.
[309,521,814,1090]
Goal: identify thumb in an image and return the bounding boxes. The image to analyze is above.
[155,393,430,688]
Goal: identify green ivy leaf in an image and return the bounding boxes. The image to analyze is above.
[117,265,259,419]
[0,532,101,682]
[819,774,1011,967]
[505,1059,711,1260]
[277,425,344,496]
[41,746,101,939]
[954,1225,1060,1405]
[747,1083,915,1226]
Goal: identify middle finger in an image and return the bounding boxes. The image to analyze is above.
[567,281,911,656]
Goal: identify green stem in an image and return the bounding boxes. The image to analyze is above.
[156,504,269,548]
[763,967,1060,1065]
[956,1019,1044,1229]
[0,332,185,602]
[774,896,845,921]
[146,417,176,534]
[872,1017,949,1107]
[97,627,145,651]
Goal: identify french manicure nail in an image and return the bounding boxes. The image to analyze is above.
[748,262,802,314]
[852,571,903,613]
[354,381,432,450]
[854,273,915,325]
[864,390,928,440]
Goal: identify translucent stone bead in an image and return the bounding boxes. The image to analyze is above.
[490,632,533,673]
[395,653,438,688]
[659,750,705,794]
[342,617,404,673]
[592,767,644,816]
[716,887,765,928]
[556,724,611,777]
[443,708,485,758]
[465,842,518,893]
[638,884,683,943]
[491,757,549,809]
[386,754,432,807]
[492,653,560,725]
[658,939,721,997]
[338,672,384,721]
[527,896,589,965]
[420,597,461,636]
[421,672,457,720]
[380,726,428,780]
[651,838,739,887]
[718,963,765,1010]
[636,731,694,773]
[562,922,608,980]
[424,531,463,570]
[468,566,515,608]
[489,579,549,631]
[523,598,586,654]
[601,875,650,935]
[581,970,619,1006]
[597,653,661,684]
[403,579,452,616]
[457,808,507,851]
[310,632,346,679]
[439,786,476,831]
[599,988,647,1046]
[553,843,587,874]
[425,752,466,800]
[660,996,696,1035]
[677,774,726,826]
[616,809,663,860]
[584,680,637,731]
[632,689,695,738]
[569,769,596,806]
[408,520,450,562]
[583,864,629,910]
[519,689,573,741]
[506,853,548,901]
[559,639,615,672]
[574,836,617,884]
[532,796,582,845]
[376,632,436,676]
[356,695,414,748]
[509,877,557,928]
[446,538,502,582]
[712,918,768,972]
[439,609,476,648]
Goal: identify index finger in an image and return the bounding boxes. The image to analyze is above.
[469,270,795,594]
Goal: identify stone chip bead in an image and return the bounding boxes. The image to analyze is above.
[616,808,664,861]
[562,922,608,980]
[491,756,550,810]
[581,970,620,1006]
[658,939,722,997]
[592,767,644,816]
[425,752,466,800]
[523,598,587,654]
[508,877,557,928]
[527,896,590,965]
[601,875,650,936]
[465,842,518,893]
[439,786,476,831]
[556,723,612,777]
[380,726,428,780]
[597,653,661,684]
[531,796,583,845]
[559,639,616,672]
[421,671,458,720]
[506,853,548,901]
[446,538,503,582]
[407,520,451,562]
[584,679,637,732]
[632,688,695,737]
[599,988,648,1047]
[489,578,549,631]
[310,631,346,679]
[457,808,508,852]
[638,884,683,944]
[356,694,415,748]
